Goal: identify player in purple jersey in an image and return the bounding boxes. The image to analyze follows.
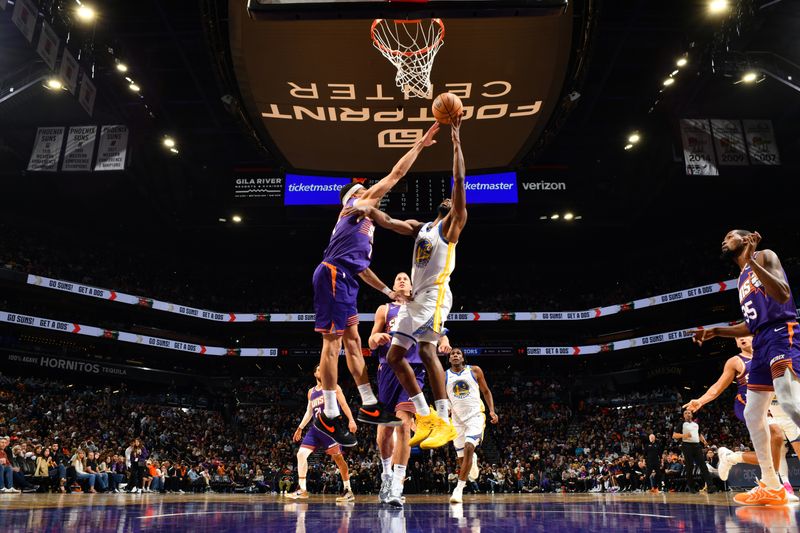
[289,365,356,502]
[312,123,440,447]
[368,272,452,507]
[692,229,800,505]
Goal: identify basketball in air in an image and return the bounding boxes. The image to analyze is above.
[432,92,463,124]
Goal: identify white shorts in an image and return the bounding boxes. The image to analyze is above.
[391,285,452,348]
[453,413,486,455]
[769,400,800,442]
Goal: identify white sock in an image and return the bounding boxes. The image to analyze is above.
[455,480,466,491]
[435,399,450,423]
[357,383,378,405]
[323,390,340,419]
[381,457,393,476]
[411,393,430,416]
[343,479,351,491]
[729,451,744,464]
[299,478,306,491]
[391,464,406,496]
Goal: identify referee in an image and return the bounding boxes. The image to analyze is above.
[672,409,717,494]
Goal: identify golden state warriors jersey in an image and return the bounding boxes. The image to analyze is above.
[446,365,484,424]
[412,221,456,297]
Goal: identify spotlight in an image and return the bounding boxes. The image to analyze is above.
[671,70,679,77]
[116,63,128,73]
[539,216,548,220]
[575,216,583,220]
[76,5,96,22]
[624,143,634,151]
[708,0,729,14]
[45,78,63,90]
[741,71,758,83]
[676,57,688,68]
[564,213,574,221]
[663,78,675,87]
[550,214,559,220]
[163,137,176,148]
[218,218,227,223]
[169,148,179,154]
[232,215,243,223]
[129,84,140,92]
[628,133,641,144]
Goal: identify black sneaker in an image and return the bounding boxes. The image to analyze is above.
[357,402,402,426]
[314,412,357,447]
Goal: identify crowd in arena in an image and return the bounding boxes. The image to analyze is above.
[0,368,754,497]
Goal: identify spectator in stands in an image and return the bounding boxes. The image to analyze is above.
[125,438,148,494]
[85,451,108,493]
[0,437,20,493]
[97,454,119,493]
[72,450,97,493]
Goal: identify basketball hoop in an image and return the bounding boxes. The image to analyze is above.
[371,18,445,99]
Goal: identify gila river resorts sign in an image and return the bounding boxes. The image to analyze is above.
[229,5,573,173]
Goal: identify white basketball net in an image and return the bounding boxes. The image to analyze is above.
[371,18,445,99]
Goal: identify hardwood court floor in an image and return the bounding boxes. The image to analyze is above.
[0,492,797,532]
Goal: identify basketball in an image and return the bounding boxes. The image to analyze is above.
[432,92,463,124]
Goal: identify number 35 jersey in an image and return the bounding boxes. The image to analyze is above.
[738,251,796,332]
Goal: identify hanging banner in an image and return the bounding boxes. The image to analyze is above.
[710,119,748,166]
[59,48,79,94]
[11,0,37,43]
[0,310,278,357]
[679,119,718,176]
[36,20,60,71]
[743,119,781,165]
[78,72,97,117]
[27,127,64,172]
[527,321,734,356]
[26,273,737,324]
[94,125,128,171]
[62,125,97,171]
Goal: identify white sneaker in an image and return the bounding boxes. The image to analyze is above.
[717,447,734,482]
[0,487,9,493]
[387,490,404,508]
[8,488,21,493]
[449,490,463,504]
[379,474,392,504]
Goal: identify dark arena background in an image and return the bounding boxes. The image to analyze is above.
[1,0,800,531]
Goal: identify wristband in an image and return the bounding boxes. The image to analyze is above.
[381,286,392,296]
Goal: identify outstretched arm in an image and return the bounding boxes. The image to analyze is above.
[682,357,741,412]
[369,304,392,350]
[691,321,751,344]
[356,123,440,207]
[293,398,314,442]
[358,267,407,303]
[472,365,498,424]
[443,115,467,243]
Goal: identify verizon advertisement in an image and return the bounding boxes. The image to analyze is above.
[229,8,572,173]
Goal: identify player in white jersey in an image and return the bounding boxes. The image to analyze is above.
[445,348,498,503]
[353,115,467,450]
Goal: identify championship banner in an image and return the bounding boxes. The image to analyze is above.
[743,119,781,165]
[78,72,97,117]
[26,273,737,324]
[59,48,79,94]
[36,20,60,71]
[527,321,734,356]
[0,310,278,357]
[94,125,128,171]
[679,119,718,176]
[710,119,748,166]
[62,126,97,171]
[27,126,64,172]
[12,0,37,43]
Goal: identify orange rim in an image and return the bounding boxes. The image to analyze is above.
[371,18,445,58]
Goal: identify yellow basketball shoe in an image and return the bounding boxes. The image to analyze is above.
[420,417,457,449]
[408,409,439,448]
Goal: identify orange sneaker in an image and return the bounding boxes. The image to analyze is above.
[733,480,788,506]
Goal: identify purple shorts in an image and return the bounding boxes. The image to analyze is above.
[377,362,426,413]
[734,394,746,423]
[301,425,341,455]
[312,262,359,336]
[748,321,800,391]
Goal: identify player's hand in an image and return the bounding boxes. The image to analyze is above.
[374,333,392,346]
[438,339,452,354]
[690,327,717,346]
[489,411,499,424]
[450,113,462,140]
[743,231,761,262]
[292,427,302,443]
[348,419,357,434]
[391,290,410,304]
[682,399,704,412]
[420,122,440,147]
[341,204,372,221]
